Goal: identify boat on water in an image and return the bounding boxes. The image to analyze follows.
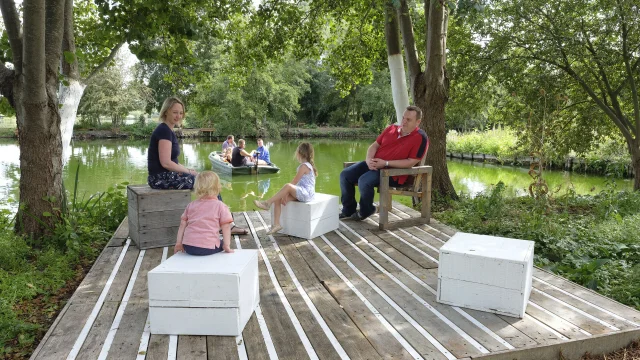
[208,151,280,176]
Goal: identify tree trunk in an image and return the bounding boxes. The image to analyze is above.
[385,2,409,125]
[630,139,640,191]
[421,0,457,199]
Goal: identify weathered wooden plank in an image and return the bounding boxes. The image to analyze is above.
[177,336,207,359]
[248,211,340,360]
[376,231,438,269]
[75,302,118,359]
[528,291,612,336]
[324,233,487,357]
[70,246,121,304]
[134,208,185,230]
[32,303,95,360]
[464,309,537,349]
[107,248,163,360]
[145,335,169,360]
[533,281,636,331]
[34,247,138,360]
[323,280,431,360]
[108,218,129,247]
[404,227,445,250]
[524,301,590,340]
[533,268,640,324]
[315,236,448,359]
[206,336,240,360]
[128,220,178,249]
[127,185,190,213]
[241,313,269,360]
[381,166,432,177]
[291,240,382,359]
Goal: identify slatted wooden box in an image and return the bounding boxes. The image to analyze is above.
[270,193,339,239]
[127,184,191,249]
[148,250,260,336]
[437,232,534,318]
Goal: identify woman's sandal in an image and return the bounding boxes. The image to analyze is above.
[254,200,270,210]
[221,224,248,235]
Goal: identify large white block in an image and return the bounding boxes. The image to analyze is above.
[437,232,534,318]
[271,193,339,239]
[148,250,259,335]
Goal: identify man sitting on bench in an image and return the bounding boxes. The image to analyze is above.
[339,105,428,221]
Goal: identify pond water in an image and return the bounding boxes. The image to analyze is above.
[0,138,633,212]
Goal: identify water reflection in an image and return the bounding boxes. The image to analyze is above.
[0,138,633,213]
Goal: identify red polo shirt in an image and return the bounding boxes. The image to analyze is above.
[375,125,429,184]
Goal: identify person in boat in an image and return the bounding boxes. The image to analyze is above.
[147,96,248,235]
[339,105,429,221]
[250,138,271,165]
[222,135,236,152]
[231,139,255,167]
[222,147,233,163]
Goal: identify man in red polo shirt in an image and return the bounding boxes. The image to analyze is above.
[340,105,429,220]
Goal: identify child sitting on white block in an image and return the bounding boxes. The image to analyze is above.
[254,142,317,234]
[175,171,234,255]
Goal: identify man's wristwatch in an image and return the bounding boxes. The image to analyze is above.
[385,161,389,167]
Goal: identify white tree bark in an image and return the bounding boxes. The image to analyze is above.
[388,54,410,125]
[59,80,86,162]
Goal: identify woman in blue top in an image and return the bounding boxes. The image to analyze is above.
[147,96,248,234]
[147,97,197,189]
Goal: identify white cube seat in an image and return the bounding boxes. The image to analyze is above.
[271,193,339,239]
[437,232,534,318]
[148,250,259,335]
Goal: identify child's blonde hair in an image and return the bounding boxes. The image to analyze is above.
[295,142,318,176]
[194,171,221,199]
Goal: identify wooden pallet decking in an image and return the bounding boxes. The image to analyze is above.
[31,203,640,360]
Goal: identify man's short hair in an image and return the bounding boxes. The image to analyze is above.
[227,135,234,140]
[238,139,246,146]
[406,105,422,120]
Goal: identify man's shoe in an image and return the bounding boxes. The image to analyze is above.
[339,212,352,219]
[351,206,377,221]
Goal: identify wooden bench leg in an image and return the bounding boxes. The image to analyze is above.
[422,172,432,224]
[379,176,390,230]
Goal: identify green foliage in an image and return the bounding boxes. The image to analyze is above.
[0,179,127,356]
[436,187,640,309]
[446,128,522,159]
[78,61,153,128]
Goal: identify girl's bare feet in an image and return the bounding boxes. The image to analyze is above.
[254,199,270,210]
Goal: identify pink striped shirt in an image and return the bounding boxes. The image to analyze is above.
[180,197,233,249]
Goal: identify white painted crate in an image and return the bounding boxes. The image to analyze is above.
[148,250,259,336]
[437,232,534,318]
[270,193,339,239]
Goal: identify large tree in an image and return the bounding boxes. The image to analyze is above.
[482,0,640,190]
[0,0,249,239]
[238,0,461,198]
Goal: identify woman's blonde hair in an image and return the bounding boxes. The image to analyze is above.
[158,96,185,126]
[295,142,318,176]
[194,171,221,199]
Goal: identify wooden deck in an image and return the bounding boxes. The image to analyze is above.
[31,203,640,360]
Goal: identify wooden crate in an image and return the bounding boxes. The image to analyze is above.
[127,185,191,249]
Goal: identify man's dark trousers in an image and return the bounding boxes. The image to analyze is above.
[340,161,399,218]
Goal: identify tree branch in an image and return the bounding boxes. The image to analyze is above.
[397,0,421,96]
[0,0,23,74]
[84,42,125,83]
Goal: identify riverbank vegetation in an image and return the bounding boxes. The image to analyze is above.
[435,183,640,310]
[447,129,632,177]
[0,181,127,358]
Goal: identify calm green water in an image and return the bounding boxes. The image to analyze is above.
[0,138,633,212]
